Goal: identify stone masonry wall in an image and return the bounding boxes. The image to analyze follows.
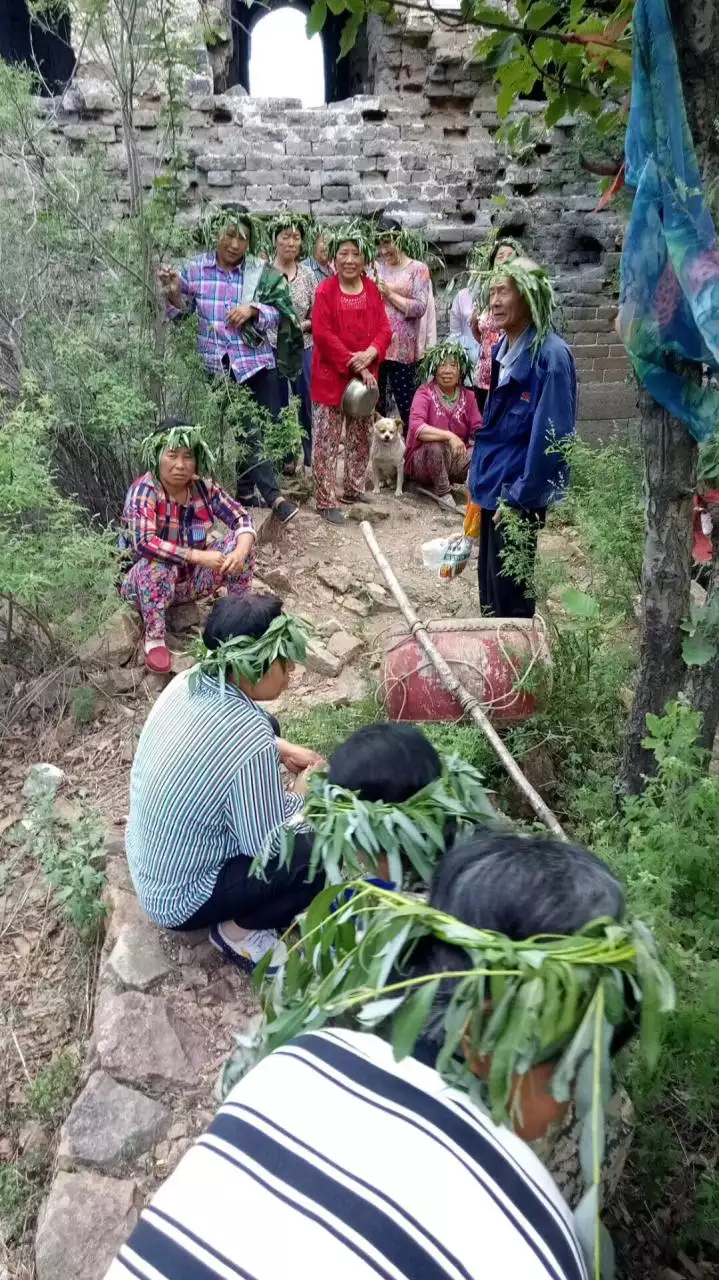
[40,1,636,437]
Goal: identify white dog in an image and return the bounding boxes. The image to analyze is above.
[369,415,405,498]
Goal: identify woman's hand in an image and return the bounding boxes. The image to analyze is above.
[158,266,183,307]
[189,548,225,570]
[360,369,378,389]
[349,347,378,374]
[221,532,255,576]
[277,739,325,774]
[448,433,467,457]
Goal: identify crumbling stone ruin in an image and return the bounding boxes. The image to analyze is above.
[5,0,635,436]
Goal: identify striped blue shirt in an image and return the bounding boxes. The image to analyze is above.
[125,670,304,927]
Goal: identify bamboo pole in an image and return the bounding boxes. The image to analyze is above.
[360,522,568,841]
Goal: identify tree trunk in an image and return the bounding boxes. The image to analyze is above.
[683,511,719,751]
[617,388,696,794]
[618,1,719,792]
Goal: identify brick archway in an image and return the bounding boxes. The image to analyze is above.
[228,0,368,103]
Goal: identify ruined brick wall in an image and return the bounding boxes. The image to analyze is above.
[46,0,635,437]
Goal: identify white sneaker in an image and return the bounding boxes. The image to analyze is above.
[209,923,287,975]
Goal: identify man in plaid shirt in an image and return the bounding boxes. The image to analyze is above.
[158,210,297,524]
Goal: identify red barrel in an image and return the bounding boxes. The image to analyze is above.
[381,617,551,723]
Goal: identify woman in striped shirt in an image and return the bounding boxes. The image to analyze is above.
[107,830,634,1280]
[125,593,325,972]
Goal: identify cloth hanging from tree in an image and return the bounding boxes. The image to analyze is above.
[619,0,719,441]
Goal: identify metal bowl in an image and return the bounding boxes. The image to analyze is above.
[341,377,379,419]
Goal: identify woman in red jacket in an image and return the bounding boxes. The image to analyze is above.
[311,228,392,525]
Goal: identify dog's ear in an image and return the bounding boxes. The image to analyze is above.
[372,411,382,424]
[395,417,404,434]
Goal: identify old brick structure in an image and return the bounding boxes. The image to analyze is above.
[42,0,635,435]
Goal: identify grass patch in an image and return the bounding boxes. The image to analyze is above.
[26,1052,78,1122]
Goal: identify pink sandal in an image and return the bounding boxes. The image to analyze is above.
[144,644,172,674]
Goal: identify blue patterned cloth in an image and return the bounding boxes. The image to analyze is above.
[619,0,719,441]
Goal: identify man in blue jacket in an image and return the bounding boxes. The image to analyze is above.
[468,258,576,617]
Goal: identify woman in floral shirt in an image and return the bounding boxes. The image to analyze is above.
[374,216,430,427]
[471,239,520,409]
[121,421,255,673]
[272,216,316,471]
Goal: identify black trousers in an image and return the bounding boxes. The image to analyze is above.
[474,387,488,413]
[478,506,546,618]
[223,362,282,508]
[378,360,418,427]
[175,830,322,933]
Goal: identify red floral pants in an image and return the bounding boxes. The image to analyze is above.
[120,530,254,640]
[311,403,372,510]
[409,442,470,497]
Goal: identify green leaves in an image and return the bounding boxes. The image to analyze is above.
[681,596,719,667]
[267,752,494,886]
[306,0,327,36]
[188,613,309,694]
[392,979,440,1061]
[561,587,600,619]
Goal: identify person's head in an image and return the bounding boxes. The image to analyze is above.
[418,830,629,1139]
[202,594,295,701]
[377,216,403,268]
[215,213,252,269]
[435,356,461,396]
[141,418,213,488]
[419,341,473,391]
[273,220,304,265]
[335,238,365,283]
[328,723,442,803]
[490,238,521,270]
[488,255,555,348]
[314,231,330,266]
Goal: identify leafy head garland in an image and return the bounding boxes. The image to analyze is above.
[222,883,674,1279]
[482,256,557,355]
[326,219,376,265]
[468,231,523,290]
[197,206,258,256]
[375,221,445,271]
[419,341,474,386]
[253,753,494,885]
[188,612,308,696]
[270,211,312,250]
[139,423,215,477]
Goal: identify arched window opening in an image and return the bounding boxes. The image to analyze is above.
[249,7,325,107]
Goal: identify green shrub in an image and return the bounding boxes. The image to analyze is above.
[26,1053,78,1121]
[17,792,108,941]
[0,385,120,649]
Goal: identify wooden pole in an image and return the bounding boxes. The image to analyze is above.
[360,522,568,841]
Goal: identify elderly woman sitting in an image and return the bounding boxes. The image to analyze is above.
[405,342,483,512]
[120,419,256,674]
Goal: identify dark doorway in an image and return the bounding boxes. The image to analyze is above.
[0,0,74,94]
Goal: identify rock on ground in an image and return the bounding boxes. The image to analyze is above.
[167,601,202,632]
[317,564,353,595]
[108,922,172,990]
[35,1170,138,1280]
[258,566,294,595]
[304,638,342,677]
[327,630,364,663]
[77,609,139,668]
[338,594,371,618]
[347,503,389,523]
[93,990,204,1090]
[58,1071,169,1172]
[23,763,66,801]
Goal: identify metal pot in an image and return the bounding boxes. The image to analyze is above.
[341,377,379,419]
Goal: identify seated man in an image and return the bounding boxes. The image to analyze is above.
[125,593,324,972]
[105,830,651,1280]
[121,419,256,674]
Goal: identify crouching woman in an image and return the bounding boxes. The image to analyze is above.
[405,342,482,512]
[120,419,256,674]
[125,594,325,973]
